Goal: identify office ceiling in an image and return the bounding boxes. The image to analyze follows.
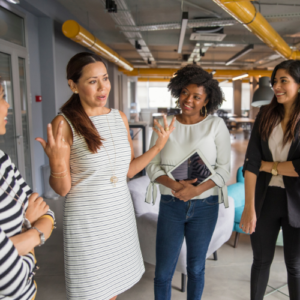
[56,0,300,71]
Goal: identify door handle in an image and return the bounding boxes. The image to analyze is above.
[16,135,23,139]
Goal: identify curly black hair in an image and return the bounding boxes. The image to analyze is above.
[168,64,224,114]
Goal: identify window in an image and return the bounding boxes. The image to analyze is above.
[0,6,25,47]
[242,83,250,110]
[220,82,233,111]
[137,81,174,108]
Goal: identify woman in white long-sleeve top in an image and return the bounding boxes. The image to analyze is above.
[0,77,55,300]
[146,65,231,300]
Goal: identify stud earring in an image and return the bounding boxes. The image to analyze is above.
[74,91,78,94]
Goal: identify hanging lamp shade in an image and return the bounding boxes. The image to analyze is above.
[251,76,274,107]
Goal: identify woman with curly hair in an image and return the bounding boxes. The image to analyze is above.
[146,64,231,300]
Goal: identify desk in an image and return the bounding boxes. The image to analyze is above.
[229,118,255,139]
[229,117,255,124]
[129,122,148,176]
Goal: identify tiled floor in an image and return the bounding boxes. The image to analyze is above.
[34,129,289,299]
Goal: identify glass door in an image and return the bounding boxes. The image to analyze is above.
[0,52,19,166]
[0,46,33,188]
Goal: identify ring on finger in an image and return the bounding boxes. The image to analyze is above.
[62,137,65,142]
[165,127,170,131]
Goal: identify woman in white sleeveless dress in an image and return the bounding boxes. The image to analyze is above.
[36,52,175,300]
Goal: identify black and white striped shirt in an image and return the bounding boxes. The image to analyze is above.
[0,150,55,300]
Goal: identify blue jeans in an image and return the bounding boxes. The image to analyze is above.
[154,195,219,300]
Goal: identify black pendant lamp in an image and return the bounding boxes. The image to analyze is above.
[251,77,274,107]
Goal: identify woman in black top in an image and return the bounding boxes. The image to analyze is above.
[241,60,300,300]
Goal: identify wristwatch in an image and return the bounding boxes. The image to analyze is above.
[271,161,279,176]
[31,227,45,246]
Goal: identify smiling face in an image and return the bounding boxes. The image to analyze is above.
[0,83,10,135]
[68,61,111,112]
[178,84,208,117]
[273,69,300,107]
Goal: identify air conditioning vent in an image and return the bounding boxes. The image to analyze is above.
[190,33,226,41]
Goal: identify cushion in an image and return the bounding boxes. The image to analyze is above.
[236,166,244,183]
[227,182,245,208]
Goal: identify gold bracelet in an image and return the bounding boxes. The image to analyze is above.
[50,173,68,179]
[51,169,67,175]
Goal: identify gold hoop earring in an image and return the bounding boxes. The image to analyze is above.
[298,88,300,93]
[175,100,180,108]
[205,106,207,117]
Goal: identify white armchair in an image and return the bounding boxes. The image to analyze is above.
[128,175,235,292]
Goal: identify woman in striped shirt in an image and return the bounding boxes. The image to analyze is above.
[0,77,55,300]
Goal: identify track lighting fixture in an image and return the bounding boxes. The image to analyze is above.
[106,0,117,13]
[147,58,152,65]
[6,0,20,3]
[178,12,189,54]
[135,40,142,50]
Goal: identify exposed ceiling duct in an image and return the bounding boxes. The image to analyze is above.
[119,13,300,32]
[62,20,133,71]
[101,0,156,66]
[118,68,272,78]
[211,0,300,60]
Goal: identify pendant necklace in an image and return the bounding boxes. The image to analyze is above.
[104,115,118,187]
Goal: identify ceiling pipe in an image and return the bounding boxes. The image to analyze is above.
[211,0,300,60]
[62,20,134,71]
[137,77,250,83]
[119,68,272,78]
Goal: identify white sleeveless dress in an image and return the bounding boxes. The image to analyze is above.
[62,109,144,300]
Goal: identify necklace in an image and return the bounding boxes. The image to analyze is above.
[0,174,29,227]
[104,115,118,187]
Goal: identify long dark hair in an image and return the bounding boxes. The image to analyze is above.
[259,60,300,145]
[61,52,108,153]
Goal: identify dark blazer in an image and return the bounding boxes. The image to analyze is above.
[243,112,300,228]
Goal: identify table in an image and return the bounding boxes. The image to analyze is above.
[229,117,255,139]
[129,122,148,176]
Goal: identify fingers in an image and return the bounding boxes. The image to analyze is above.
[169,116,176,129]
[29,192,39,203]
[47,123,55,146]
[154,119,165,134]
[56,121,64,146]
[162,114,168,129]
[35,138,47,150]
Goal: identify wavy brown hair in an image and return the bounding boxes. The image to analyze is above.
[61,52,108,153]
[259,60,300,145]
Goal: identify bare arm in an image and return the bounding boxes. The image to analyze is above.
[240,170,257,234]
[9,217,53,256]
[120,111,176,178]
[260,161,299,177]
[36,116,72,196]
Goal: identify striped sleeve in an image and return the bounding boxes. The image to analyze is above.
[11,162,56,223]
[0,227,36,298]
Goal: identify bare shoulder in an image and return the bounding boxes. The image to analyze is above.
[51,115,73,145]
[119,110,128,123]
